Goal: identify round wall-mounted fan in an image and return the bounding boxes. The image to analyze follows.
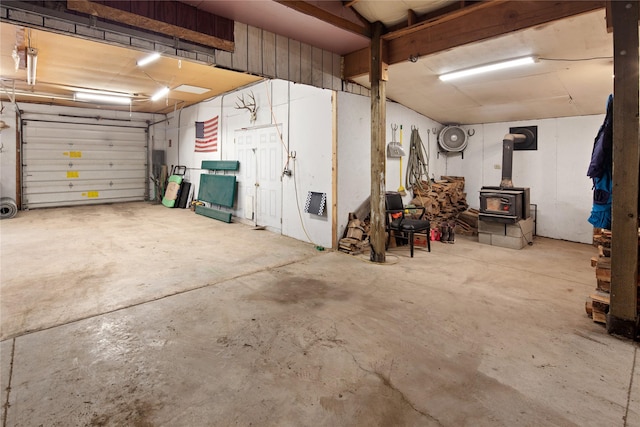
[438,125,468,152]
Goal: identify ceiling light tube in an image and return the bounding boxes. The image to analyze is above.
[151,86,170,101]
[137,52,161,67]
[439,56,536,82]
[26,47,38,86]
[75,92,131,105]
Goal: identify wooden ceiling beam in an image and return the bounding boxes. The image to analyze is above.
[275,1,371,38]
[343,0,373,28]
[344,0,605,80]
[67,0,234,52]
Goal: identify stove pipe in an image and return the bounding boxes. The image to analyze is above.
[500,133,527,188]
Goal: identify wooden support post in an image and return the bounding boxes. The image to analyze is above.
[370,21,386,263]
[609,0,639,338]
[331,91,338,250]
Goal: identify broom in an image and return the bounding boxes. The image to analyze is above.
[398,125,406,196]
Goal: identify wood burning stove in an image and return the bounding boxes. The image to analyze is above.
[479,132,532,224]
[479,186,530,223]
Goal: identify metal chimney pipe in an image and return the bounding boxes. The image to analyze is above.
[500,133,527,188]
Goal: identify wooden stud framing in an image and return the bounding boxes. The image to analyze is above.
[608,0,639,338]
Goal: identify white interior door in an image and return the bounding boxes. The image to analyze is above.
[235,126,282,231]
[235,131,255,221]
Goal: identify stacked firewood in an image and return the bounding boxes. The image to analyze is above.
[410,176,469,227]
[585,228,640,324]
[339,217,370,255]
[586,229,613,323]
[456,208,479,236]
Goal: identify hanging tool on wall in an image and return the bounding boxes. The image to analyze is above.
[387,123,406,195]
[398,125,406,196]
[405,126,430,194]
[387,123,405,158]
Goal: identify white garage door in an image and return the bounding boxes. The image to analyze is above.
[22,119,148,209]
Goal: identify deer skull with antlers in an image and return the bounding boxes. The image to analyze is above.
[235,91,258,123]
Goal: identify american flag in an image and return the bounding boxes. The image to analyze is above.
[195,116,218,152]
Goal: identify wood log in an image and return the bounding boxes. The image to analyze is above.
[410,176,470,227]
[592,310,607,324]
[596,267,611,282]
[596,279,611,293]
[590,292,610,313]
[585,299,593,316]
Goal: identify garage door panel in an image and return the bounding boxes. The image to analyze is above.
[24,144,146,159]
[24,122,145,140]
[24,189,145,206]
[22,119,148,209]
[24,149,147,161]
[24,139,146,151]
[25,169,146,181]
[24,159,145,171]
[25,178,146,193]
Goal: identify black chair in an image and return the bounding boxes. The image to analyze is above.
[385,192,431,257]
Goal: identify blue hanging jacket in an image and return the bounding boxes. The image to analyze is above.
[587,94,613,179]
[587,95,613,229]
[588,168,612,229]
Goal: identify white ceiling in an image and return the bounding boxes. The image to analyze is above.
[352,0,458,27]
[357,9,613,124]
[182,0,370,55]
[0,1,615,124]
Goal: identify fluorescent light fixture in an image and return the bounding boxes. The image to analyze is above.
[137,52,161,67]
[26,47,37,85]
[151,86,170,101]
[439,56,536,82]
[75,91,131,105]
[174,84,210,94]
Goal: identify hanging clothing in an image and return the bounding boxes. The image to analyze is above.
[587,94,613,179]
[587,94,613,229]
[588,168,612,229]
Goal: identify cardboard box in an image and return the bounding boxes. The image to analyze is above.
[414,234,428,247]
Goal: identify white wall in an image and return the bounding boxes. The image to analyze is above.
[157,81,445,249]
[283,82,333,247]
[442,116,603,244]
[156,79,335,248]
[336,92,444,240]
[3,90,600,246]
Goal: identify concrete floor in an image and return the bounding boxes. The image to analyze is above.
[1,202,638,426]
